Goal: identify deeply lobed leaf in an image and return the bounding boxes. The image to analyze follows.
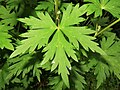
[0,25,14,50]
[84,0,120,18]
[10,4,106,88]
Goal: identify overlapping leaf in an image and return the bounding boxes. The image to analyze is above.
[87,34,120,89]
[35,0,54,12]
[0,24,14,50]
[101,34,120,79]
[0,5,17,26]
[83,55,110,89]
[94,61,110,88]
[84,0,120,17]
[0,63,9,89]
[10,4,106,88]
[71,67,86,90]
[49,76,66,90]
[7,53,42,82]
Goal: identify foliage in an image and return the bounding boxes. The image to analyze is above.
[0,0,120,90]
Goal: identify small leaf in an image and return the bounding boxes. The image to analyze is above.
[0,5,17,26]
[0,24,14,50]
[94,61,110,88]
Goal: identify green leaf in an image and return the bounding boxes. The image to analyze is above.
[0,24,14,50]
[10,12,56,58]
[94,61,110,88]
[7,53,41,82]
[60,4,106,55]
[101,34,120,79]
[43,30,73,87]
[86,54,110,89]
[10,4,105,88]
[6,0,24,16]
[33,62,41,82]
[7,54,32,80]
[35,0,54,12]
[84,0,120,18]
[49,76,66,90]
[0,5,17,26]
[0,63,9,89]
[72,67,86,90]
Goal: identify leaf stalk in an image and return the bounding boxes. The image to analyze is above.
[95,18,120,37]
[54,0,60,26]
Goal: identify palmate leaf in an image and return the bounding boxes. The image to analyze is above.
[10,4,105,88]
[88,34,120,89]
[84,0,120,18]
[0,24,14,50]
[101,34,120,79]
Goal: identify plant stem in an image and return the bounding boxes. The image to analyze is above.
[94,18,120,37]
[54,0,59,26]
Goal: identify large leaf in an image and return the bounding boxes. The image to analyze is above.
[10,4,105,88]
[84,0,120,18]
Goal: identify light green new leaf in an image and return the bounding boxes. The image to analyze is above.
[84,0,120,18]
[0,25,14,50]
